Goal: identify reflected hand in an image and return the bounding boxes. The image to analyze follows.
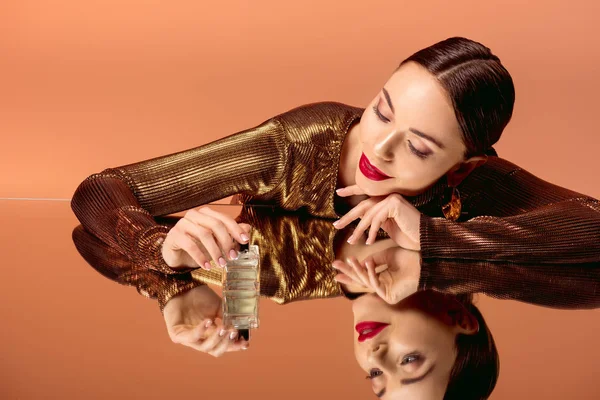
[332,246,421,304]
[163,285,249,357]
[162,206,252,271]
[333,191,421,251]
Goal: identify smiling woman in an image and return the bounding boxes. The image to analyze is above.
[70,36,599,400]
[352,291,497,400]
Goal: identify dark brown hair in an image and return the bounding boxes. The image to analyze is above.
[399,37,515,158]
[444,293,499,400]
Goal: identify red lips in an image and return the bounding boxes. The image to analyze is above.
[359,153,392,181]
[355,321,390,342]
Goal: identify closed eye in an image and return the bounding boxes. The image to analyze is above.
[408,140,431,159]
[372,104,390,123]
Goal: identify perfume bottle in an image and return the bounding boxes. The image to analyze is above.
[222,244,260,341]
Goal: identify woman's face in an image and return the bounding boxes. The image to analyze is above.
[357,61,473,197]
[352,291,478,399]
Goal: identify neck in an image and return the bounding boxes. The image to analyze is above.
[337,120,362,190]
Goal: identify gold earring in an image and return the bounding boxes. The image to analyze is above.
[441,186,462,221]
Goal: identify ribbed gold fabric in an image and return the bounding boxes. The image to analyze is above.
[419,161,600,309]
[72,207,347,313]
[70,101,600,312]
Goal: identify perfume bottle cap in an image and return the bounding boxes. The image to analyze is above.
[238,329,250,341]
[239,241,249,252]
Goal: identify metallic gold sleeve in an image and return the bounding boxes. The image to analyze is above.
[70,116,286,275]
[419,158,600,309]
[72,224,206,314]
[70,102,363,277]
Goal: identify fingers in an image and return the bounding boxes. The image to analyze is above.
[198,207,251,246]
[192,326,249,357]
[167,228,210,268]
[179,218,223,269]
[347,199,388,244]
[179,207,252,270]
[332,260,360,284]
[332,198,375,231]
[169,318,213,344]
[348,257,371,288]
[206,329,239,357]
[366,206,391,245]
[335,185,366,197]
[332,258,369,288]
[365,260,383,295]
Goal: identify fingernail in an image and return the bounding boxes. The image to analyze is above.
[241,233,249,242]
[219,329,226,337]
[332,220,339,226]
[229,331,237,340]
[219,257,227,266]
[336,188,343,193]
[204,262,212,270]
[205,320,213,328]
[242,345,249,350]
[229,249,238,260]
[347,237,353,244]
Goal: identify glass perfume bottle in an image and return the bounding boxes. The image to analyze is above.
[222,244,260,341]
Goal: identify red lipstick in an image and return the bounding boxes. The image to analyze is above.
[355,321,390,342]
[359,153,392,181]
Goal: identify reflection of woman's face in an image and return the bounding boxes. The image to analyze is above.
[356,61,469,197]
[352,291,478,399]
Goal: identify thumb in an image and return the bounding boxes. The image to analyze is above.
[238,223,252,234]
[171,323,206,344]
[336,185,366,197]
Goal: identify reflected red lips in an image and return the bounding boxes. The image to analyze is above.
[355,321,390,342]
[359,153,392,181]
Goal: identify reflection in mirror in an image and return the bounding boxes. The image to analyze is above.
[71,205,598,399]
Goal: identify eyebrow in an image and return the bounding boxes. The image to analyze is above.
[375,364,436,398]
[381,87,446,150]
[382,87,395,114]
[408,128,446,150]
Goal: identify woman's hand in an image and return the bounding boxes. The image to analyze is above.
[163,285,249,357]
[334,188,422,251]
[161,206,252,271]
[332,246,421,304]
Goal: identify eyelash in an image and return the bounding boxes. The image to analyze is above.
[365,355,421,379]
[371,104,430,160]
[372,104,390,123]
[408,140,428,159]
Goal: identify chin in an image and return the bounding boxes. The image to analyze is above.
[355,175,388,197]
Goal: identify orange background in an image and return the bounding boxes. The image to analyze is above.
[1,1,599,399]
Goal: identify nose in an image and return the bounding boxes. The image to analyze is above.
[367,342,387,362]
[373,130,403,162]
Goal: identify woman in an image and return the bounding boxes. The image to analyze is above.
[72,208,499,400]
[71,35,599,343]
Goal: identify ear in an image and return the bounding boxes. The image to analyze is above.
[446,155,488,187]
[452,306,479,336]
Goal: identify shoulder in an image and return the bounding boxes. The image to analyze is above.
[470,156,592,201]
[272,101,364,143]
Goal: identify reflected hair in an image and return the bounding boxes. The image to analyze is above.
[444,293,499,400]
[399,37,515,158]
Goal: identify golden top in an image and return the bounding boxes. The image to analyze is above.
[70,101,600,312]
